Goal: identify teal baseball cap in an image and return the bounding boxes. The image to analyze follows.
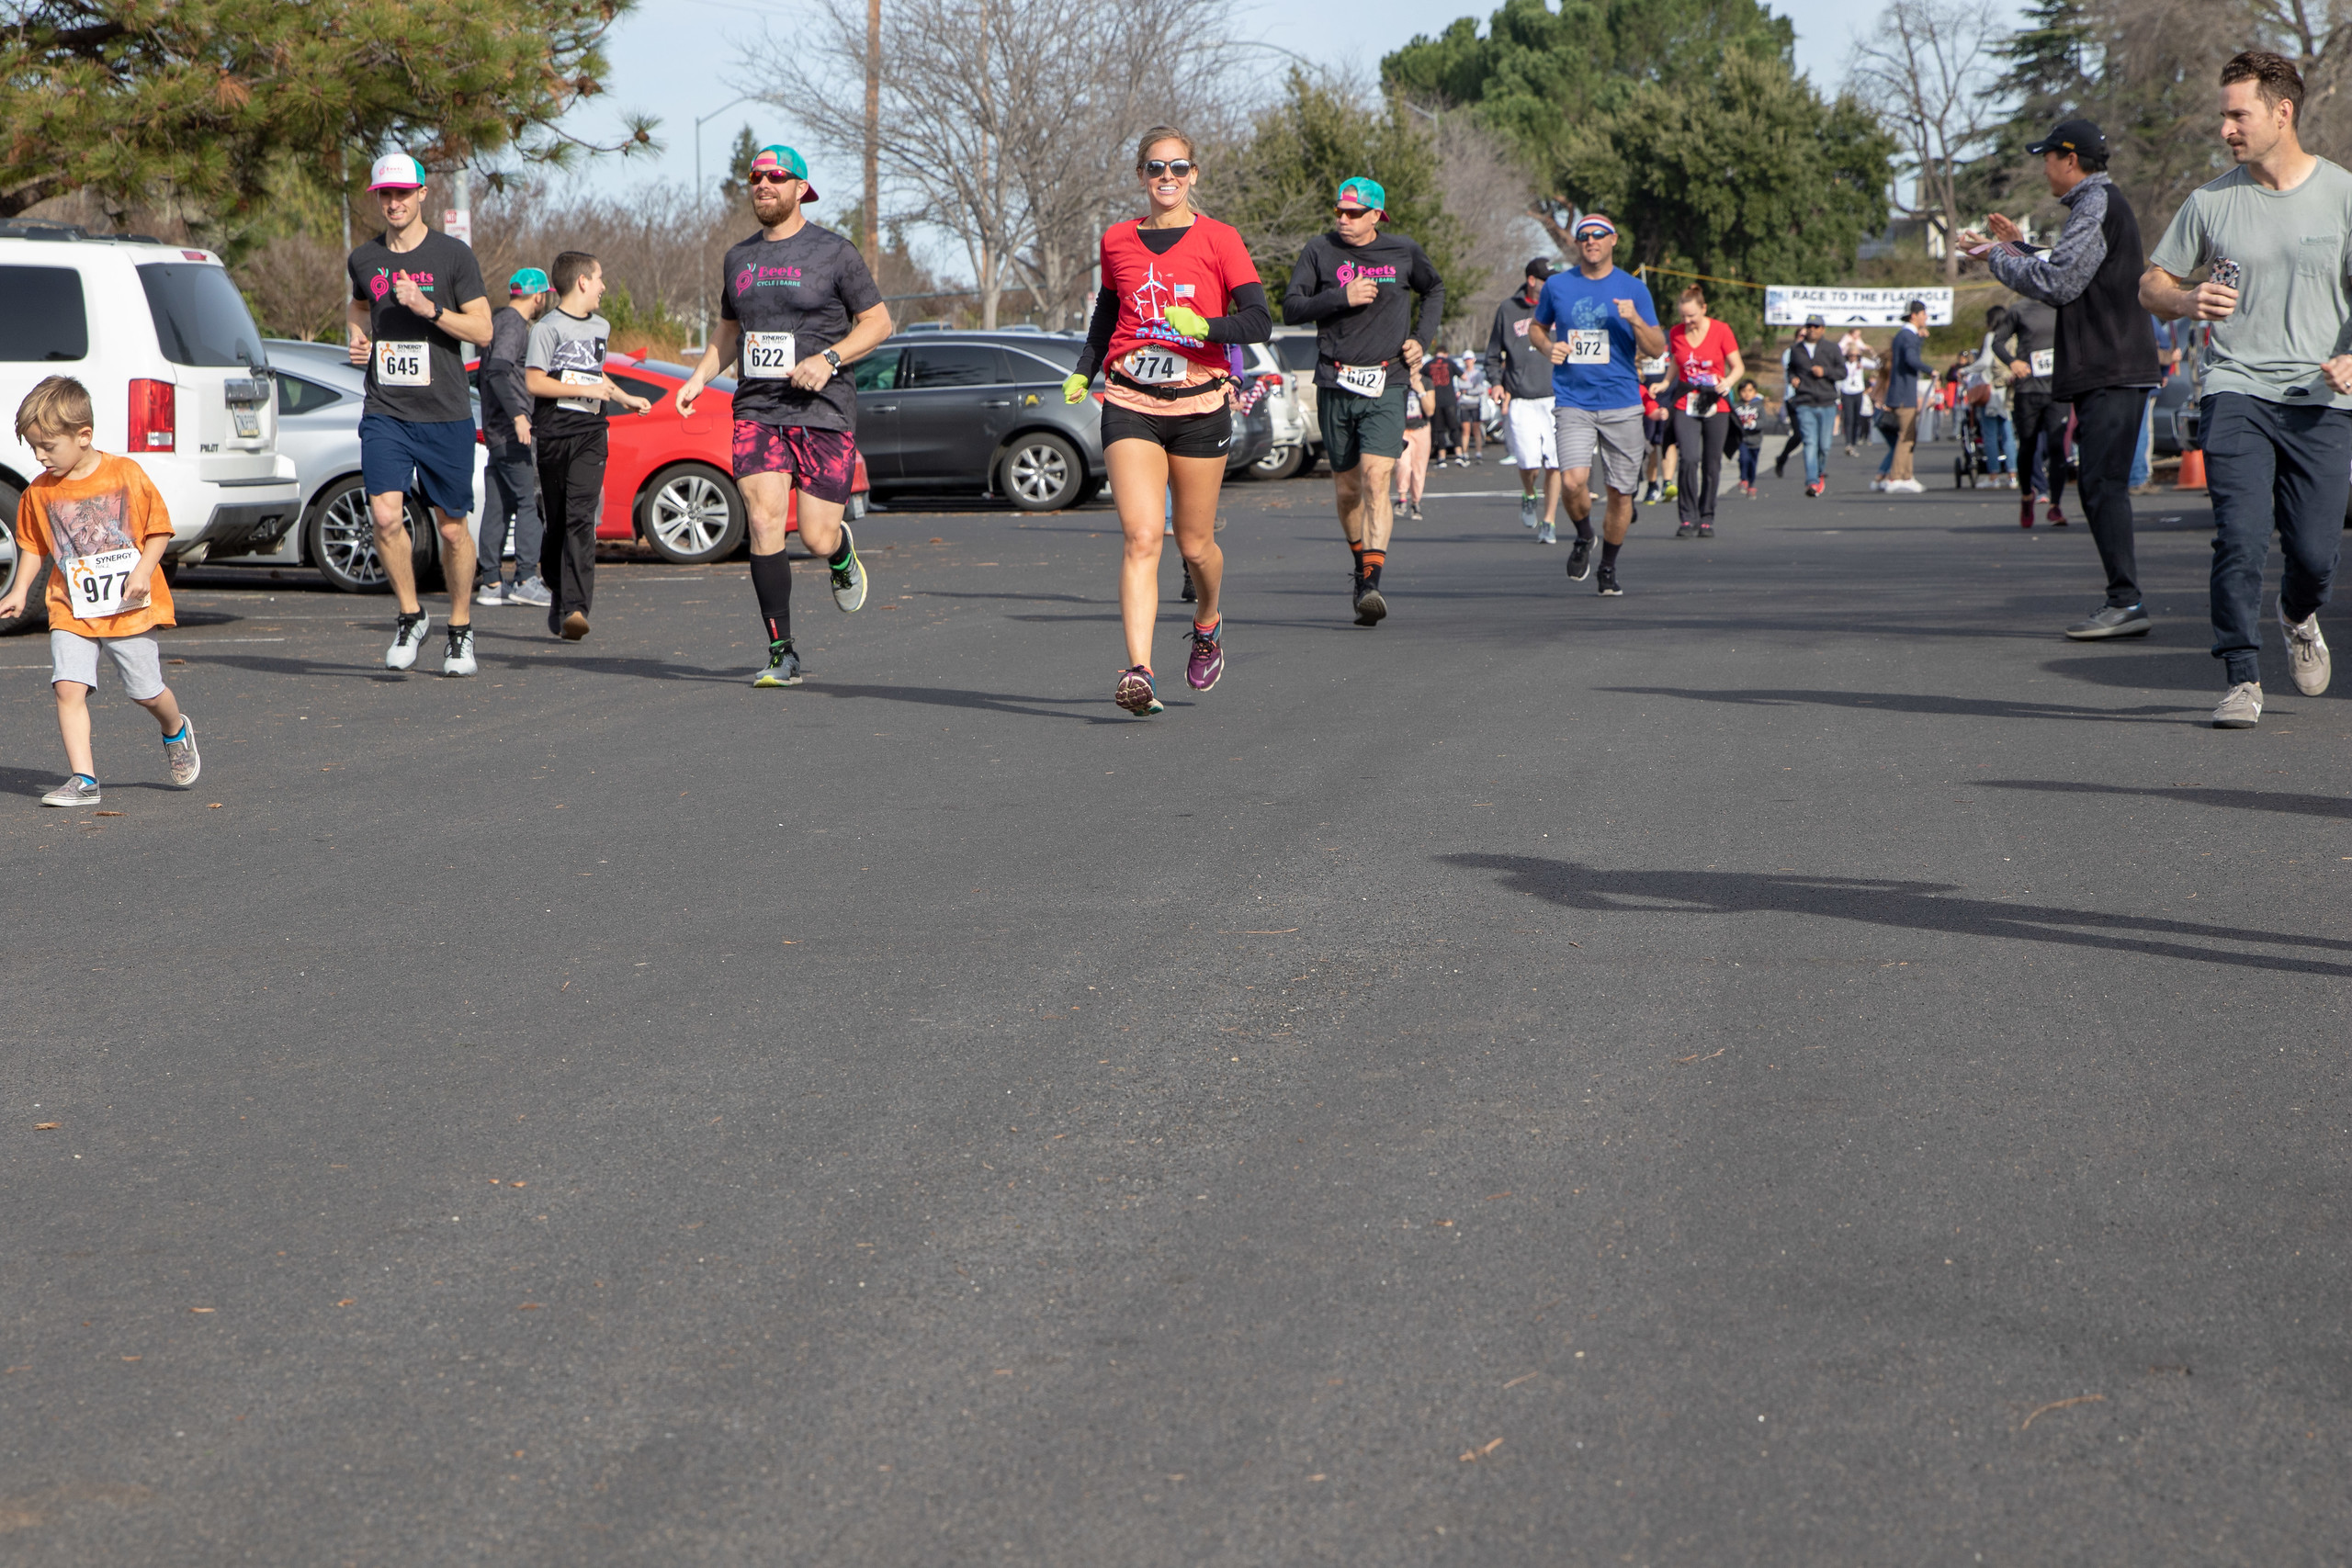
[1336,176,1385,214]
[509,267,550,296]
[751,144,818,201]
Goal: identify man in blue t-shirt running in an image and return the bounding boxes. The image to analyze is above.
[1528,215,1666,596]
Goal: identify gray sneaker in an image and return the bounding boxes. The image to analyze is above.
[163,715,199,787]
[2279,596,2331,695]
[508,576,553,608]
[2211,681,2263,728]
[2064,603,2152,640]
[474,580,507,607]
[1519,494,1540,529]
[1536,522,1557,545]
[41,774,99,807]
[829,522,867,612]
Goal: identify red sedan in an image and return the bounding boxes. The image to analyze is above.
[594,353,871,560]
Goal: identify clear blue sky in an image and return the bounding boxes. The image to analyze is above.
[561,0,2026,199]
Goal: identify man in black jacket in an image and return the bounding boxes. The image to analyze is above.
[1782,314,1844,496]
[1963,118,2161,639]
[1487,257,1561,536]
[476,267,552,608]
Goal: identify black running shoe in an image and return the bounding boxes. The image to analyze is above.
[1596,568,1623,597]
[1565,537,1592,581]
[1696,522,1713,538]
[1352,571,1388,626]
[1674,523,1694,539]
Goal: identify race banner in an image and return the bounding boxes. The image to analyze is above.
[1764,286,1953,327]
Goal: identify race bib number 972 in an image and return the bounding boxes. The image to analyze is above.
[1567,330,1610,365]
[743,332,798,379]
[66,547,141,619]
[375,341,429,388]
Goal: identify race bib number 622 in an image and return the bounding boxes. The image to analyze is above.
[743,331,798,379]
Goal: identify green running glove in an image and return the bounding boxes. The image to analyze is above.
[1162,304,1210,340]
[1062,373,1090,404]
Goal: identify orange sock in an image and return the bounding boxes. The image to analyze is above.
[1360,549,1385,574]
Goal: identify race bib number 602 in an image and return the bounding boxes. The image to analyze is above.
[1336,362,1387,399]
[743,331,798,379]
[375,341,429,387]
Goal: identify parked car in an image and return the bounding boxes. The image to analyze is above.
[1239,340,1311,480]
[2149,372,2194,458]
[853,330,1105,512]
[1270,329,1324,474]
[209,339,490,591]
[594,354,870,562]
[0,221,301,632]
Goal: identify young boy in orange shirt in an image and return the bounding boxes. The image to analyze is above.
[0,376,201,806]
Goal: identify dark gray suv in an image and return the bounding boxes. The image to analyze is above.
[851,329,1274,513]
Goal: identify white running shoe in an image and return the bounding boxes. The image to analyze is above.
[386,612,431,671]
[2211,681,2263,728]
[442,623,478,677]
[2278,596,2331,695]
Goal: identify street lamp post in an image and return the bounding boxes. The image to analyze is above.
[693,95,757,350]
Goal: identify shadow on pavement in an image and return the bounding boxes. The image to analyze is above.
[1981,779,2352,820]
[1443,853,2352,976]
[2040,651,2222,693]
[1597,685,2200,723]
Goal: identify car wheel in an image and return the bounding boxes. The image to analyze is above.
[0,483,51,636]
[307,477,432,593]
[639,462,747,564]
[999,432,1084,512]
[1250,443,1306,482]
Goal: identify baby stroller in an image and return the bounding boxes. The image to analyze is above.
[1952,385,1994,489]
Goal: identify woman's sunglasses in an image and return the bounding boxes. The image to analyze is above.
[1141,159,1197,178]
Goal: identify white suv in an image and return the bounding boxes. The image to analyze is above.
[0,222,301,633]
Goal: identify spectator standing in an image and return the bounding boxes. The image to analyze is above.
[2143,51,2352,728]
[1964,118,2162,638]
[1428,351,1462,466]
[1974,320,2016,484]
[1883,300,1928,491]
[475,267,553,609]
[1838,329,1875,452]
[1458,352,1487,461]
[1732,380,1766,496]
[1396,358,1434,520]
[1783,313,1844,496]
[1487,257,1563,536]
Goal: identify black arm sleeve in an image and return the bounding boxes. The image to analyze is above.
[1204,282,1271,344]
[1074,287,1118,380]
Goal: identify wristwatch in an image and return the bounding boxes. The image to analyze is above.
[429,302,443,323]
[821,348,842,370]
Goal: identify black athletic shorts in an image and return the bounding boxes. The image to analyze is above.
[1102,401,1233,460]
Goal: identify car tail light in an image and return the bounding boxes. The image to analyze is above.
[128,379,175,451]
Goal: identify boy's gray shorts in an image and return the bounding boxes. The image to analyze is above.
[51,630,164,700]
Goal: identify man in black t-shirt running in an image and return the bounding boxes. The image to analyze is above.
[1283,177,1444,626]
[675,147,894,688]
[345,153,496,675]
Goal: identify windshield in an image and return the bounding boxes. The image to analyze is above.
[138,263,270,368]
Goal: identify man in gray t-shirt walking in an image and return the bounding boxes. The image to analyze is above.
[2145,50,2352,728]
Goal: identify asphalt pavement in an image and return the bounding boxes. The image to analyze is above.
[5,443,2346,1564]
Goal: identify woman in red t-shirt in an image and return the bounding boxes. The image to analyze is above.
[1665,287,1745,537]
[1067,127,1271,717]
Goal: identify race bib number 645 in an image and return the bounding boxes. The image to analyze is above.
[375,341,429,387]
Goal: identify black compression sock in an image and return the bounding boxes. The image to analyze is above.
[1350,544,1364,574]
[1600,540,1621,570]
[1570,513,1595,542]
[750,548,793,643]
[827,535,854,569]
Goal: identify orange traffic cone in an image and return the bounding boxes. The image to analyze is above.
[2176,447,2207,490]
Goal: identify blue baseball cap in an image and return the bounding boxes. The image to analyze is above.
[751,145,818,202]
[1336,177,1385,214]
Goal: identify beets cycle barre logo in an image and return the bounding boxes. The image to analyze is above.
[736,263,806,296]
[1334,262,1397,287]
[368,269,438,301]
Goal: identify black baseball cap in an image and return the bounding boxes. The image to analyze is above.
[1804,313,1826,327]
[1525,256,1554,280]
[1906,299,1929,316]
[2026,118,2106,160]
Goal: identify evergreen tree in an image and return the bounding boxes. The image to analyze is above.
[718,126,760,205]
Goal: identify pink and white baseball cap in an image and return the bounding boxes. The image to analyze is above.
[368,153,428,192]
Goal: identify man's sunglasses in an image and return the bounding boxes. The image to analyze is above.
[1574,228,1612,241]
[1335,205,1374,220]
[750,170,800,186]
[1142,159,1197,178]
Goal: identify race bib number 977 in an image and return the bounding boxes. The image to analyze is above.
[743,332,798,379]
[376,341,429,387]
[66,547,141,619]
